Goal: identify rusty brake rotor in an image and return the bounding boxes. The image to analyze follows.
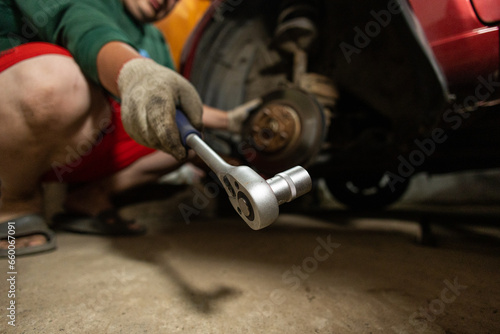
[241,87,326,175]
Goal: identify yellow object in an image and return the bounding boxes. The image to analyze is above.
[156,0,211,70]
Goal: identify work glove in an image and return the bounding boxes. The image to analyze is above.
[227,98,263,133]
[118,58,203,161]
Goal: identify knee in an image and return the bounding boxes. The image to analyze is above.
[15,56,93,131]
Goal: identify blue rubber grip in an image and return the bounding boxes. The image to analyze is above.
[176,110,201,147]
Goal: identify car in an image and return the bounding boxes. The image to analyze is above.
[165,0,500,209]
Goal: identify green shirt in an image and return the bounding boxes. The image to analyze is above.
[0,0,174,85]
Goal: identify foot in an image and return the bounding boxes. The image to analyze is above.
[0,199,49,252]
[0,227,47,249]
[0,215,57,256]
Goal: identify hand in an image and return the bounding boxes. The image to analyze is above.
[227,98,263,133]
[117,58,203,161]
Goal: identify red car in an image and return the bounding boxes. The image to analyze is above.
[180,0,500,209]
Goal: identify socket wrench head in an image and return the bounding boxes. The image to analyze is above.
[221,166,280,230]
[220,165,312,230]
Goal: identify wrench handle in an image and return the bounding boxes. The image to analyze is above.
[176,109,231,173]
[176,110,202,147]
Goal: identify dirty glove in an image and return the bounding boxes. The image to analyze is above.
[227,98,263,133]
[118,58,203,161]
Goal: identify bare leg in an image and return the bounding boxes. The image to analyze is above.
[0,54,111,249]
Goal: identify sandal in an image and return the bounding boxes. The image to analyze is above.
[0,214,57,257]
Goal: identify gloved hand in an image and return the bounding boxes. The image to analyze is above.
[227,98,263,133]
[118,58,203,161]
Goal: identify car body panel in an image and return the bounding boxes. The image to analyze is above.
[408,0,499,86]
[471,0,500,25]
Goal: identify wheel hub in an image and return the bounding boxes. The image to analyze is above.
[241,87,326,175]
[250,103,301,153]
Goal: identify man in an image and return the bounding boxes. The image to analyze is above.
[0,0,257,256]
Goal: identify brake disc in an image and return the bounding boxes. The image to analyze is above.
[240,87,327,175]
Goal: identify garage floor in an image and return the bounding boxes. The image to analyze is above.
[2,171,500,334]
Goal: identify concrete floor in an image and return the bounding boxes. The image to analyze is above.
[2,171,500,334]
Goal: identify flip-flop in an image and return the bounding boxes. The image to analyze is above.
[52,209,146,236]
[0,214,57,257]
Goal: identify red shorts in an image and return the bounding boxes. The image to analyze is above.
[0,42,156,183]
